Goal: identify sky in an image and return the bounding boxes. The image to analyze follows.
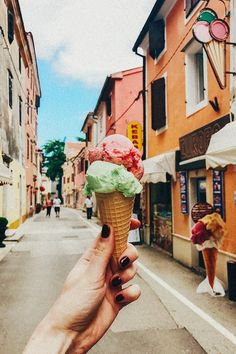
[19,0,156,147]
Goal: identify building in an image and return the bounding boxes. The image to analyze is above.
[133,0,235,285]
[62,142,85,208]
[25,32,41,217]
[0,0,41,227]
[0,0,28,227]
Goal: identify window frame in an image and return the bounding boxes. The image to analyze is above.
[185,41,208,117]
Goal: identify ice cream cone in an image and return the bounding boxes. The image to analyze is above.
[95,191,134,272]
[202,247,218,289]
[204,40,225,89]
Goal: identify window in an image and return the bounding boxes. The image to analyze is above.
[19,96,22,126]
[27,136,30,160]
[30,141,33,162]
[185,41,207,115]
[19,49,22,73]
[8,70,13,108]
[63,177,66,184]
[7,9,14,44]
[106,96,112,117]
[149,20,165,60]
[151,77,166,131]
[185,0,201,18]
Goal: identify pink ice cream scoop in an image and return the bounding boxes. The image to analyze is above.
[88,134,144,180]
[191,221,211,245]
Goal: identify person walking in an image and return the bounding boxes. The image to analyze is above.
[85,195,93,219]
[53,196,61,218]
[45,198,53,217]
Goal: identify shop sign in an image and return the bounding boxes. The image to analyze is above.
[191,202,213,223]
[179,171,189,214]
[192,7,230,89]
[212,170,224,218]
[179,115,230,161]
[127,121,142,151]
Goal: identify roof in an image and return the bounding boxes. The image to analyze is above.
[81,112,95,133]
[132,0,165,52]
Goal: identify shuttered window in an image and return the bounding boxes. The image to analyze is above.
[149,20,165,60]
[151,77,166,131]
[8,70,13,108]
[185,0,201,17]
[106,96,112,116]
[8,9,14,44]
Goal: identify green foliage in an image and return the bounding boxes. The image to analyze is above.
[75,136,86,142]
[43,140,66,181]
[0,217,8,228]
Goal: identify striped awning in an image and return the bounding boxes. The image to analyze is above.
[0,163,12,185]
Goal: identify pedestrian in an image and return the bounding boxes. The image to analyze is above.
[53,195,61,217]
[85,195,93,219]
[23,221,141,354]
[45,198,52,217]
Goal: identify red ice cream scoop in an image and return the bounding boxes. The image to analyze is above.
[191,221,211,245]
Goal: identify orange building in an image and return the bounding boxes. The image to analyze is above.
[133,0,235,285]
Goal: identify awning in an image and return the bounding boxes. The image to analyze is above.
[0,163,12,185]
[205,120,236,169]
[141,151,176,183]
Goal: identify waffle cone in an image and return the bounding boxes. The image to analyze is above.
[202,247,218,289]
[204,41,225,89]
[95,192,134,265]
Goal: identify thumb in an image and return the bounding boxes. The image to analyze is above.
[89,224,114,274]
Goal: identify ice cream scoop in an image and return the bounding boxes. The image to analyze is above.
[84,161,142,197]
[88,134,144,180]
[191,221,211,245]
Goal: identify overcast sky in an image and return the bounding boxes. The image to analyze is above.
[18,0,156,144]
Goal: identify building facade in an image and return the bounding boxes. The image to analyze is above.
[62,142,85,209]
[133,0,235,285]
[0,0,41,227]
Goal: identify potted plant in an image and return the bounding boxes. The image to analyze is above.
[0,217,8,248]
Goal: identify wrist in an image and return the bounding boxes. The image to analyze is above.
[23,317,77,354]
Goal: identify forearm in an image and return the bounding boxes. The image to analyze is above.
[23,317,78,354]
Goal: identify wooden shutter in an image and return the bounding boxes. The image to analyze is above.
[185,0,201,18]
[8,9,14,44]
[151,78,166,131]
[149,20,165,60]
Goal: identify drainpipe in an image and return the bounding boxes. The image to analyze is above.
[134,50,147,160]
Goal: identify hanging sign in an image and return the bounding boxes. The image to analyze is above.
[179,171,189,214]
[212,170,224,218]
[192,7,230,89]
[127,121,142,151]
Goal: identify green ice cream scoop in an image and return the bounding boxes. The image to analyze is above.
[84,161,142,197]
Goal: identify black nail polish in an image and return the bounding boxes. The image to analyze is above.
[115,294,124,303]
[101,224,110,238]
[120,256,130,268]
[111,277,122,287]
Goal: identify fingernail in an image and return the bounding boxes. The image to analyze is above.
[111,276,122,287]
[120,256,130,268]
[115,294,124,303]
[101,224,110,238]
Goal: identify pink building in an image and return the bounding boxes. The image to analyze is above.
[93,67,143,146]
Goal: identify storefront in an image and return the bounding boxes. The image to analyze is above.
[142,151,176,254]
[174,115,236,284]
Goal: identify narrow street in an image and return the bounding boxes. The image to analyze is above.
[0,208,236,354]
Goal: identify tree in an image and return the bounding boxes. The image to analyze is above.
[43,140,66,198]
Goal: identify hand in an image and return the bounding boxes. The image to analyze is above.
[23,220,141,354]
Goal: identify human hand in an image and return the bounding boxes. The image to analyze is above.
[23,220,141,354]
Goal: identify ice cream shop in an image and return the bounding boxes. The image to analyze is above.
[173,115,236,285]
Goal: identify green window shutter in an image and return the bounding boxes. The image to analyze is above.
[8,9,14,44]
[149,20,165,60]
[151,77,166,131]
